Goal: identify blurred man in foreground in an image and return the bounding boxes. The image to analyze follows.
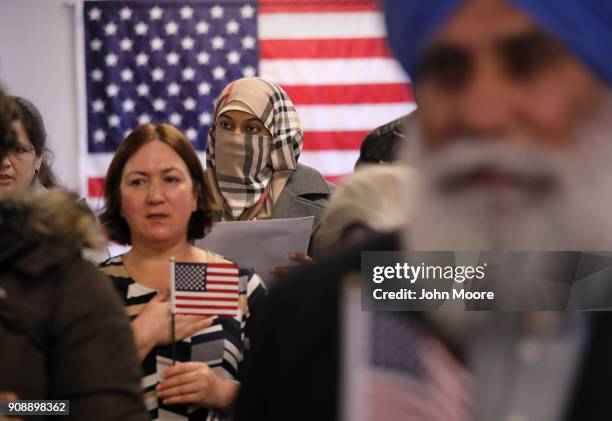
[389,0,612,251]
[236,1,612,420]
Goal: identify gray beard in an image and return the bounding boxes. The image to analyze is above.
[406,107,612,251]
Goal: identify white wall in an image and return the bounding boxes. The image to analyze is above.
[0,0,80,191]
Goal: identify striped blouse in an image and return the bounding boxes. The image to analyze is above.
[100,253,266,421]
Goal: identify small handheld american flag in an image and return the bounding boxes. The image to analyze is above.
[170,261,240,318]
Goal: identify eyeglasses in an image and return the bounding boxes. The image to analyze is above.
[6,143,35,161]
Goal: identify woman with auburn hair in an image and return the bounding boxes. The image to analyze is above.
[99,124,265,421]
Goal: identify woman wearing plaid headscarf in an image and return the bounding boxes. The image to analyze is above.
[206,77,334,267]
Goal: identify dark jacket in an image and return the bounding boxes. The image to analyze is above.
[0,195,147,421]
[235,232,612,421]
[355,114,409,168]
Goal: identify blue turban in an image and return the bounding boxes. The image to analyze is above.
[384,0,612,86]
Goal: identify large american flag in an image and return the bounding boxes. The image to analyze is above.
[171,262,240,317]
[79,0,414,203]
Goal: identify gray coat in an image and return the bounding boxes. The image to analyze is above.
[271,163,334,235]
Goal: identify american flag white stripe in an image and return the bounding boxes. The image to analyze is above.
[206,276,240,283]
[259,11,386,39]
[174,308,238,316]
[296,103,417,131]
[175,301,239,308]
[206,267,240,275]
[260,59,409,85]
[299,151,360,178]
[175,298,239,306]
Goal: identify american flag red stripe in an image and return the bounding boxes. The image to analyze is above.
[303,131,369,151]
[258,1,380,13]
[175,296,238,302]
[260,38,393,59]
[176,304,238,310]
[283,84,413,105]
[88,177,104,198]
[172,262,240,317]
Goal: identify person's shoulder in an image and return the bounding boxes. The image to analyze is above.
[97,255,138,302]
[287,164,334,195]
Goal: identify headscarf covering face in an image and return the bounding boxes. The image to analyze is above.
[207,77,303,219]
[384,0,612,87]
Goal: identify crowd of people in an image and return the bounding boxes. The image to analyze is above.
[2,0,612,420]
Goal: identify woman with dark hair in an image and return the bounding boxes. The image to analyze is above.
[207,77,332,225]
[99,123,265,421]
[206,77,333,270]
[1,96,108,263]
[0,96,58,192]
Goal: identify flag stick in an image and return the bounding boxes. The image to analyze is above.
[171,313,176,365]
[170,257,176,365]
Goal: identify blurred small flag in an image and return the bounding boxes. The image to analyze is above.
[170,262,240,317]
[341,282,473,421]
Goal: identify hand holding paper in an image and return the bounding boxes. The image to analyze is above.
[270,252,315,276]
[196,216,314,285]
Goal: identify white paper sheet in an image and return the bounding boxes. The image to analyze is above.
[195,216,314,285]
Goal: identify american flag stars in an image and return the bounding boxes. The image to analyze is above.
[149,6,164,21]
[135,53,149,66]
[92,99,105,113]
[179,6,194,20]
[88,7,101,21]
[196,21,210,35]
[122,99,135,112]
[84,2,258,152]
[240,5,255,19]
[119,7,132,21]
[90,38,102,51]
[165,21,179,36]
[134,22,148,36]
[210,5,224,20]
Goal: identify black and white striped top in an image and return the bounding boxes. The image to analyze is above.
[100,253,266,421]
